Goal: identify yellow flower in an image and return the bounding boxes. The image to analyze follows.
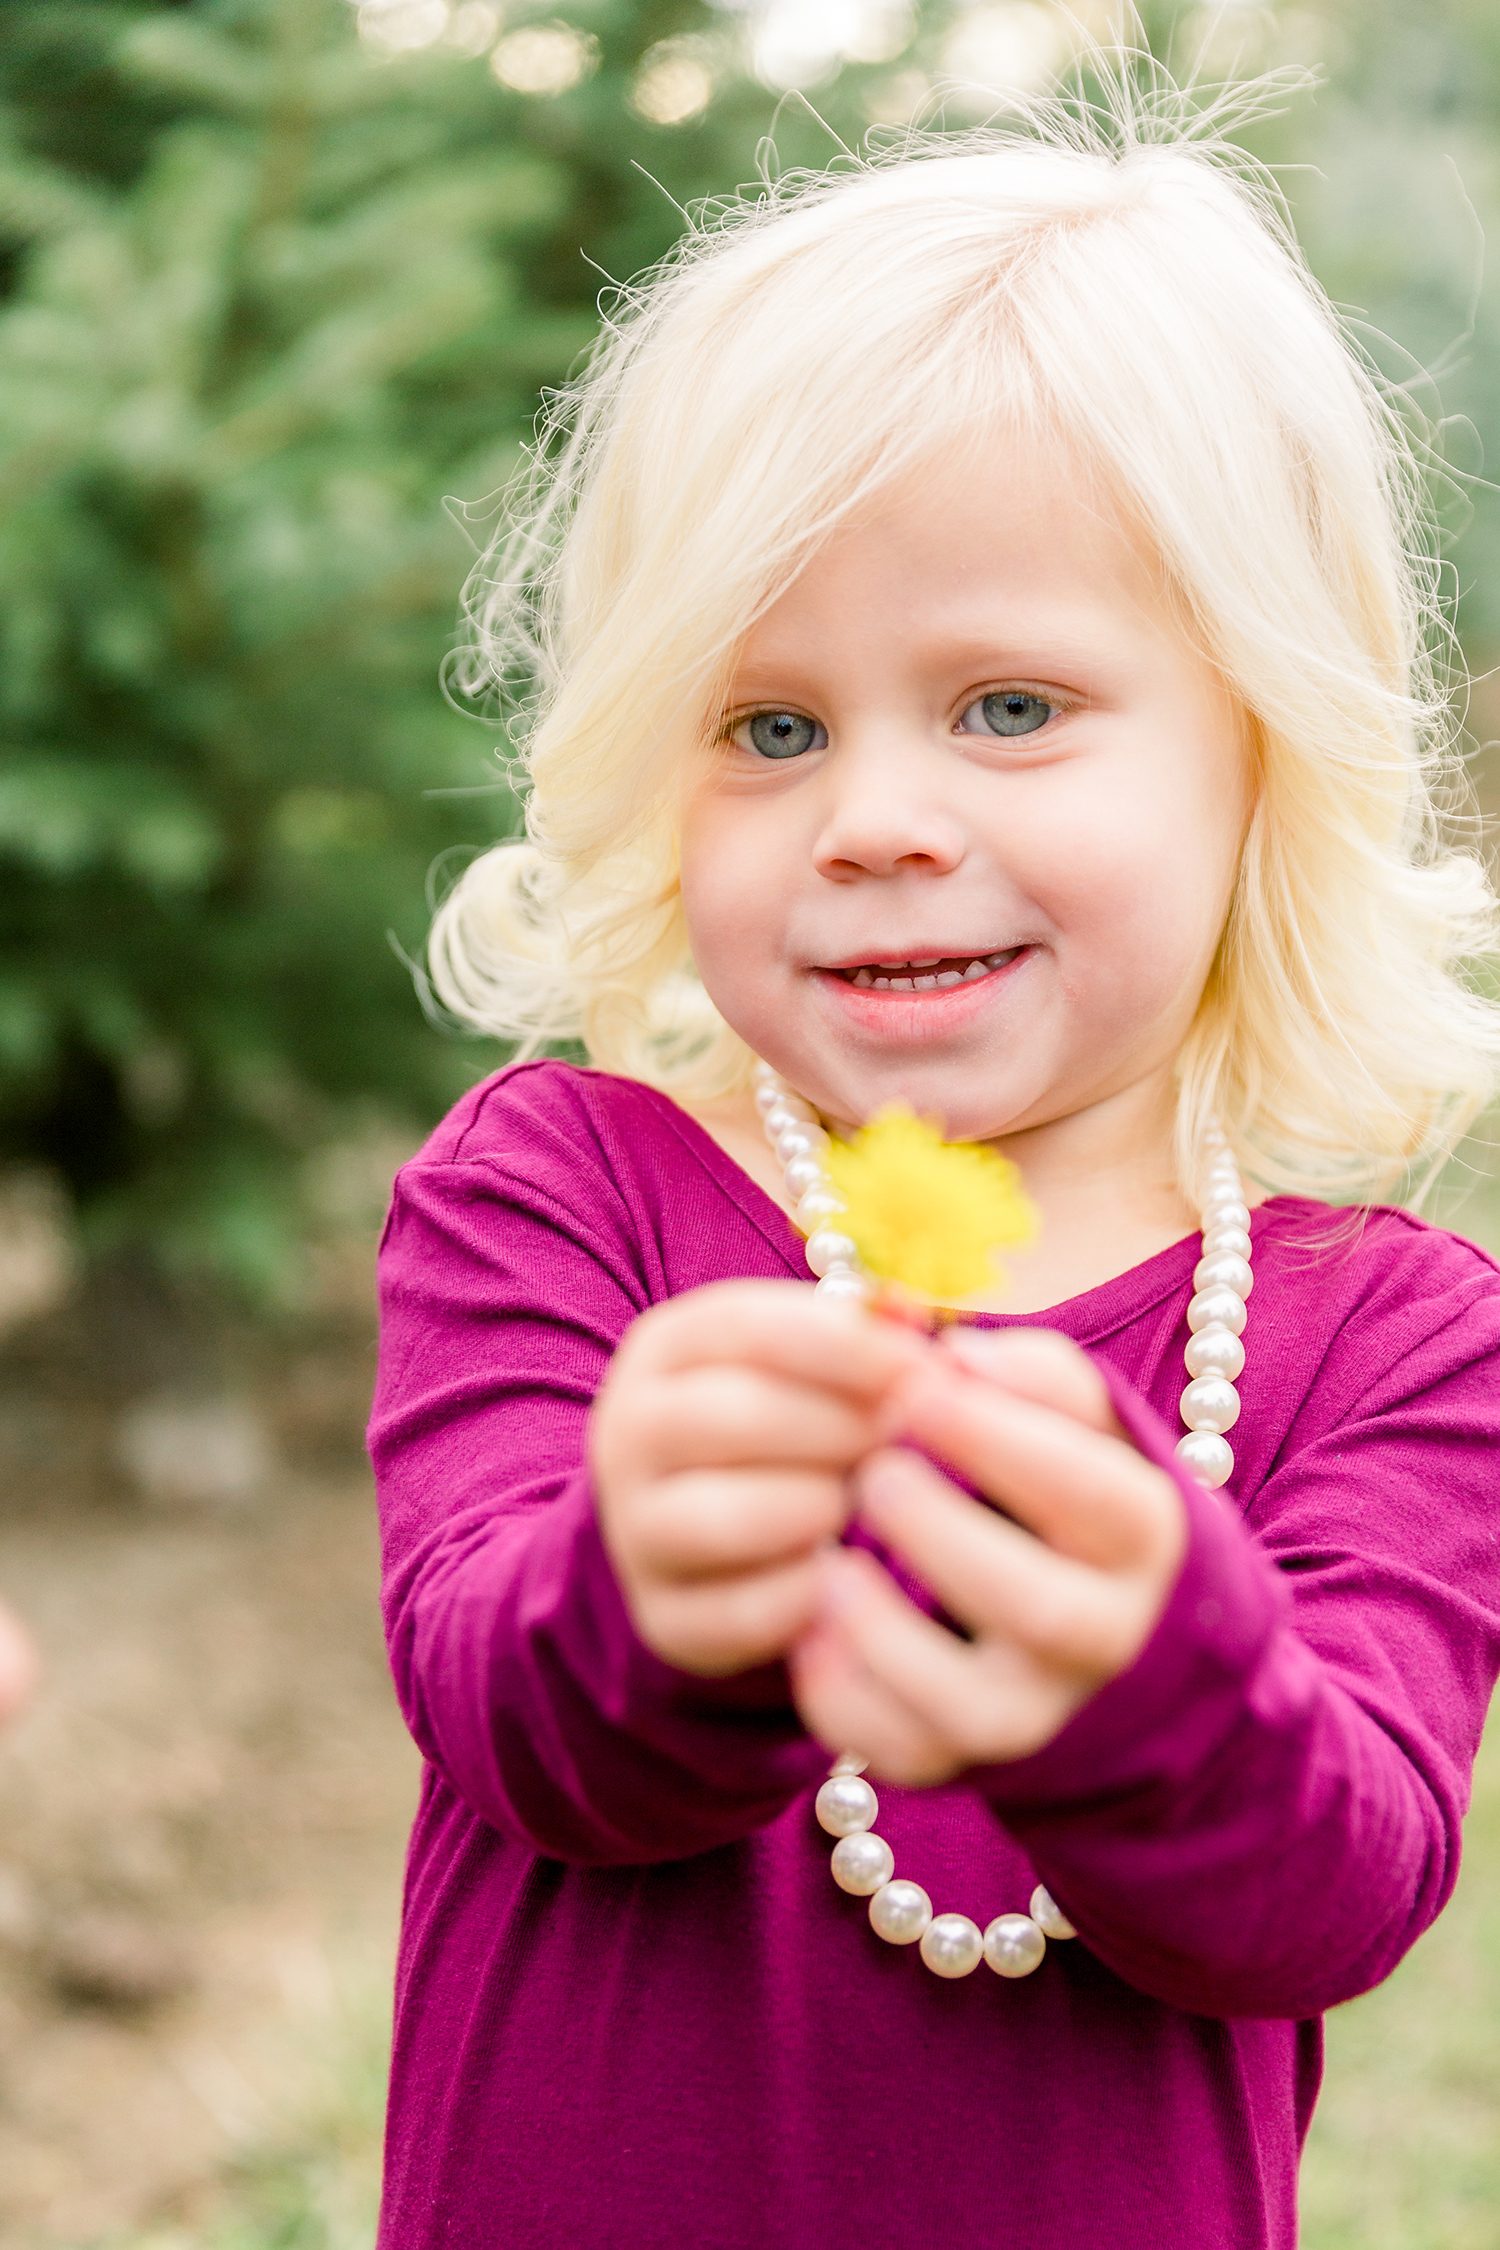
[823,1104,1039,1304]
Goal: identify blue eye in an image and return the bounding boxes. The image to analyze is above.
[737,710,824,761]
[961,691,1055,739]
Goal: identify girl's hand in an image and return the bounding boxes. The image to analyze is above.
[590,1282,922,1677]
[789,1328,1187,1785]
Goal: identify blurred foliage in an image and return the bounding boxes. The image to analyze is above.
[1242,0,1500,662]
[0,0,902,1294]
[0,0,1494,1296]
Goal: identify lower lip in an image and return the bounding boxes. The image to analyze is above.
[812,951,1031,1037]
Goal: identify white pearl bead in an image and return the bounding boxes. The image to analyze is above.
[815,1268,870,1304]
[830,1831,895,1896]
[869,1880,932,1945]
[815,1775,878,1836]
[1030,1884,1077,1940]
[1193,1252,1253,1299]
[1184,1324,1245,1381]
[1187,1285,1247,1336]
[796,1186,847,1230]
[1201,1196,1251,1233]
[805,1228,860,1277]
[1175,1429,1234,1487]
[919,1913,984,1978]
[751,1060,781,1088]
[789,1091,1258,1980]
[776,1125,829,1167]
[753,1080,784,1115]
[1180,1374,1241,1434]
[983,1913,1046,1978]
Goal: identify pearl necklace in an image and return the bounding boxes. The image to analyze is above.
[751,1059,1254,1981]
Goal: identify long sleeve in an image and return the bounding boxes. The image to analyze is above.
[372,1070,1500,2250]
[372,1065,1500,2011]
[973,1299,1500,2021]
[370,1096,826,1865]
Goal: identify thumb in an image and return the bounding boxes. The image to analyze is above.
[936,1324,1119,1435]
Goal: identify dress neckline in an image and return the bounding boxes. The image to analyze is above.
[639,1075,1291,1347]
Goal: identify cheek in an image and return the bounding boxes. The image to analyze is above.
[678,795,784,996]
[1027,744,1245,1002]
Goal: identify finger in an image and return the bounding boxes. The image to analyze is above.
[626,1466,850,1581]
[892,1357,1180,1571]
[855,1448,1147,1675]
[619,1281,926,1401]
[813,1544,1087,1766]
[938,1325,1119,1434]
[632,1365,884,1476]
[790,1614,960,1787]
[636,1550,826,1675]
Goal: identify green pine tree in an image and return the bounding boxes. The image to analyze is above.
[0,0,930,1295]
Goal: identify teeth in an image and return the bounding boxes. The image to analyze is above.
[837,946,1023,987]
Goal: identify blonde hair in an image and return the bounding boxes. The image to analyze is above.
[429,65,1500,1206]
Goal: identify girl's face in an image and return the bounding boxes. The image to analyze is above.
[679,436,1251,1149]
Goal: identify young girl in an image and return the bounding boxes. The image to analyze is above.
[369,77,1500,2249]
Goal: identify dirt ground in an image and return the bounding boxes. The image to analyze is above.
[0,1285,417,2245]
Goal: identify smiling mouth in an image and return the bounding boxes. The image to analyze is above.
[825,948,1024,992]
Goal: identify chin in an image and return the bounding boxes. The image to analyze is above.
[811,1064,1034,1145]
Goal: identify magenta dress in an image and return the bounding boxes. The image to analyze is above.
[369,1061,1500,2248]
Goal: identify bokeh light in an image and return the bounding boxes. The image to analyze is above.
[632,42,718,125]
[942,3,1073,95]
[749,0,916,91]
[490,22,600,94]
[357,0,451,54]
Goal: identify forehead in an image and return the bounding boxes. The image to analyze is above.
[731,432,1177,681]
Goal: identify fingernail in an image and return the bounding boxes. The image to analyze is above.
[855,1450,911,1515]
[872,1386,915,1442]
[789,1621,833,1671]
[877,1322,931,1367]
[817,1548,862,1617]
[887,1359,955,1426]
[940,1328,1029,1383]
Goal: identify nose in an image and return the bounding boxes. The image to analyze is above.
[810,729,967,883]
